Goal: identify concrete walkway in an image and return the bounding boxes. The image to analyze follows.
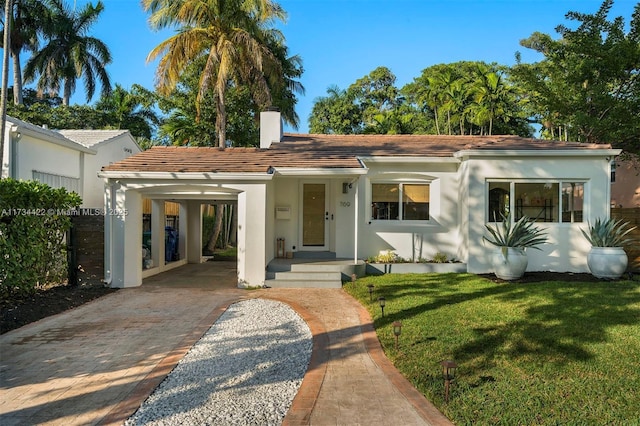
[0,262,451,426]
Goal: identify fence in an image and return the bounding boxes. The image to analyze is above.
[611,208,640,271]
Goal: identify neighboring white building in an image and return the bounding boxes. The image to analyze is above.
[57,130,141,208]
[99,111,620,289]
[1,116,140,207]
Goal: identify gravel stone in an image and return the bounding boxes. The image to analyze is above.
[125,298,312,426]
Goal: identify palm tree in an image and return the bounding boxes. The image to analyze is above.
[470,65,510,135]
[23,0,111,105]
[0,0,48,105]
[143,0,288,149]
[95,84,160,139]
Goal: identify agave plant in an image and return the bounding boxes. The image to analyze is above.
[581,218,637,247]
[484,213,548,255]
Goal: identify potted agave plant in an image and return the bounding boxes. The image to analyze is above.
[484,213,548,280]
[581,218,637,279]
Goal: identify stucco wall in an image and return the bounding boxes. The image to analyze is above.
[464,155,612,274]
[610,158,640,208]
[358,161,462,262]
[83,136,141,207]
[13,134,82,182]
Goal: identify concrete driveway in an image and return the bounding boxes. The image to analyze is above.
[0,261,450,426]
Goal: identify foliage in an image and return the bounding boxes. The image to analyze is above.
[0,0,49,104]
[94,84,160,139]
[431,252,448,263]
[483,213,548,253]
[0,179,82,296]
[367,250,401,263]
[512,0,640,154]
[23,0,112,105]
[309,62,533,137]
[581,217,637,247]
[143,0,300,148]
[344,274,640,424]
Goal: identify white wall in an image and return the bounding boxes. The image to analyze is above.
[83,135,140,207]
[11,134,82,183]
[465,155,612,274]
[358,162,462,262]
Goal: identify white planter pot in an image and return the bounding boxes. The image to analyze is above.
[587,247,628,280]
[491,247,528,280]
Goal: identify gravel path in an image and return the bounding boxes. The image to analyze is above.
[125,298,312,426]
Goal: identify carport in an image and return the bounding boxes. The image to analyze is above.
[98,171,273,289]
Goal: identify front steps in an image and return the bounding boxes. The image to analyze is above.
[265,254,365,288]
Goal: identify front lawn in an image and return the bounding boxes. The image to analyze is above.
[344,274,640,425]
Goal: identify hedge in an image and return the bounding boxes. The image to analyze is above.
[0,179,82,296]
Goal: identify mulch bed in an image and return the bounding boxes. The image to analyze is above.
[1,283,117,334]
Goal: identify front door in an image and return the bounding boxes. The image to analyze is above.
[301,182,329,250]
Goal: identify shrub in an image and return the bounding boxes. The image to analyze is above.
[0,179,81,296]
[581,217,637,247]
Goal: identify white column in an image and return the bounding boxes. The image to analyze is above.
[178,202,187,260]
[122,191,143,286]
[237,185,266,288]
[109,185,142,287]
[187,201,202,263]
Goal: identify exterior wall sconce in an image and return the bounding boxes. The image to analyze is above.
[378,296,386,317]
[367,284,374,301]
[440,360,458,403]
[342,182,349,193]
[392,321,402,350]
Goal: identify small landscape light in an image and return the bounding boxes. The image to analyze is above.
[440,360,458,403]
[378,296,386,317]
[367,284,374,301]
[351,273,357,282]
[392,321,402,350]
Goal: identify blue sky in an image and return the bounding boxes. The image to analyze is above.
[46,1,640,133]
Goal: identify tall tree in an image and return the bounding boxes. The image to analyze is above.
[94,84,160,139]
[308,85,362,134]
[143,0,290,148]
[0,0,48,105]
[23,0,111,105]
[512,0,640,154]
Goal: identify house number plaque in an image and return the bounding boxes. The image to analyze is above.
[340,201,351,207]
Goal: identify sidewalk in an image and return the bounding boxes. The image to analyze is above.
[0,262,451,425]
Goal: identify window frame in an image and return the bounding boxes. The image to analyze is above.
[370,181,431,223]
[486,179,587,224]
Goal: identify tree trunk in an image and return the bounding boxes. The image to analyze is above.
[11,50,22,105]
[206,204,224,253]
[216,88,226,148]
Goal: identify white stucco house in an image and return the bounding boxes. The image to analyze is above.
[1,116,141,207]
[98,111,620,289]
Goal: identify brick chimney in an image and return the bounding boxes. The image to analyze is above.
[260,107,283,149]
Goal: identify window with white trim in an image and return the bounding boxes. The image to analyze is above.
[371,183,430,221]
[488,180,584,223]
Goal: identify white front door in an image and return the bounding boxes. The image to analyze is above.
[300,182,329,250]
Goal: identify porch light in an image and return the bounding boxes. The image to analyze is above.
[367,284,374,301]
[440,360,458,403]
[392,321,402,350]
[378,296,386,317]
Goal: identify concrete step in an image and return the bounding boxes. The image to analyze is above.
[275,271,342,280]
[265,278,342,288]
[292,251,337,260]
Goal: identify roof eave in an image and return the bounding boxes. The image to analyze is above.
[272,167,368,176]
[358,156,461,164]
[97,171,274,181]
[453,148,622,159]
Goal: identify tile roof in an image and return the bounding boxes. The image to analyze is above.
[57,129,131,148]
[101,133,613,174]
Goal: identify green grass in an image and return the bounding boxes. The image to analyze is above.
[344,274,640,425]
